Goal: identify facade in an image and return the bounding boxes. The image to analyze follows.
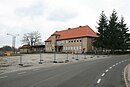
[31,45,45,53]
[45,25,97,53]
[19,45,31,54]
[19,45,45,54]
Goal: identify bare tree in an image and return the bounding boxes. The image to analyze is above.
[22,31,42,46]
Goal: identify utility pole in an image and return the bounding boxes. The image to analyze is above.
[7,33,19,53]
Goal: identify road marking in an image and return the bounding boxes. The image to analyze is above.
[101,73,105,77]
[18,72,26,75]
[109,67,112,69]
[0,76,8,79]
[116,63,118,65]
[113,64,115,67]
[105,69,109,72]
[97,79,101,83]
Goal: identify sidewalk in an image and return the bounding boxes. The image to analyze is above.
[124,64,130,87]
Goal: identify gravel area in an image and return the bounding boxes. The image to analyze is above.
[0,53,110,75]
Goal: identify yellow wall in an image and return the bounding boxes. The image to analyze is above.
[45,37,95,53]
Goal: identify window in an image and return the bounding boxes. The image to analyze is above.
[61,41,64,44]
[66,47,67,50]
[80,40,82,42]
[69,41,70,43]
[71,40,73,43]
[79,46,81,49]
[63,47,66,50]
[71,47,73,50]
[77,46,79,50]
[74,46,76,50]
[77,40,79,42]
[68,47,70,50]
[66,47,68,50]
[74,40,76,42]
[56,35,59,39]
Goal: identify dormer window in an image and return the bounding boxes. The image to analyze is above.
[56,35,58,39]
[56,34,60,39]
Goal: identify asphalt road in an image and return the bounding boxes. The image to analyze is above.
[0,55,130,87]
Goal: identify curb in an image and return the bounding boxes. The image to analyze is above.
[124,64,129,87]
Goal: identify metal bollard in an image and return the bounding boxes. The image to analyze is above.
[19,55,23,66]
[53,52,57,63]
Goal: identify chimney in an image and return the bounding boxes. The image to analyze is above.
[68,28,71,30]
[79,26,82,27]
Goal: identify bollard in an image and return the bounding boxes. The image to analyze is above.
[19,55,23,66]
[53,52,57,63]
[84,54,87,59]
[65,53,69,63]
[39,53,43,64]
[75,54,79,60]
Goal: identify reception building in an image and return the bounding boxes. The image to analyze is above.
[45,25,97,53]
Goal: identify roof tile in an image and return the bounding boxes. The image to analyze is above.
[45,25,97,41]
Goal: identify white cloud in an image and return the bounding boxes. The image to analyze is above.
[15,1,46,17]
[47,8,78,22]
[0,0,130,48]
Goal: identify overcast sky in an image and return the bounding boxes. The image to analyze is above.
[0,0,130,48]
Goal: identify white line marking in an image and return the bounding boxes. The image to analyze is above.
[0,76,8,79]
[18,72,26,75]
[105,69,109,72]
[113,65,115,67]
[101,73,105,77]
[116,63,118,65]
[97,79,101,83]
[109,67,112,69]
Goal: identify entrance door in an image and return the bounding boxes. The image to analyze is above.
[58,46,63,52]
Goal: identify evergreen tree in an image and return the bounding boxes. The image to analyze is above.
[93,11,108,49]
[118,16,130,50]
[93,9,130,54]
[106,10,119,52]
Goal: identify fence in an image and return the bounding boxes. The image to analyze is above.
[0,53,105,74]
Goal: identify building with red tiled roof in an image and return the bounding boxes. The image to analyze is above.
[45,25,97,53]
[19,44,45,54]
